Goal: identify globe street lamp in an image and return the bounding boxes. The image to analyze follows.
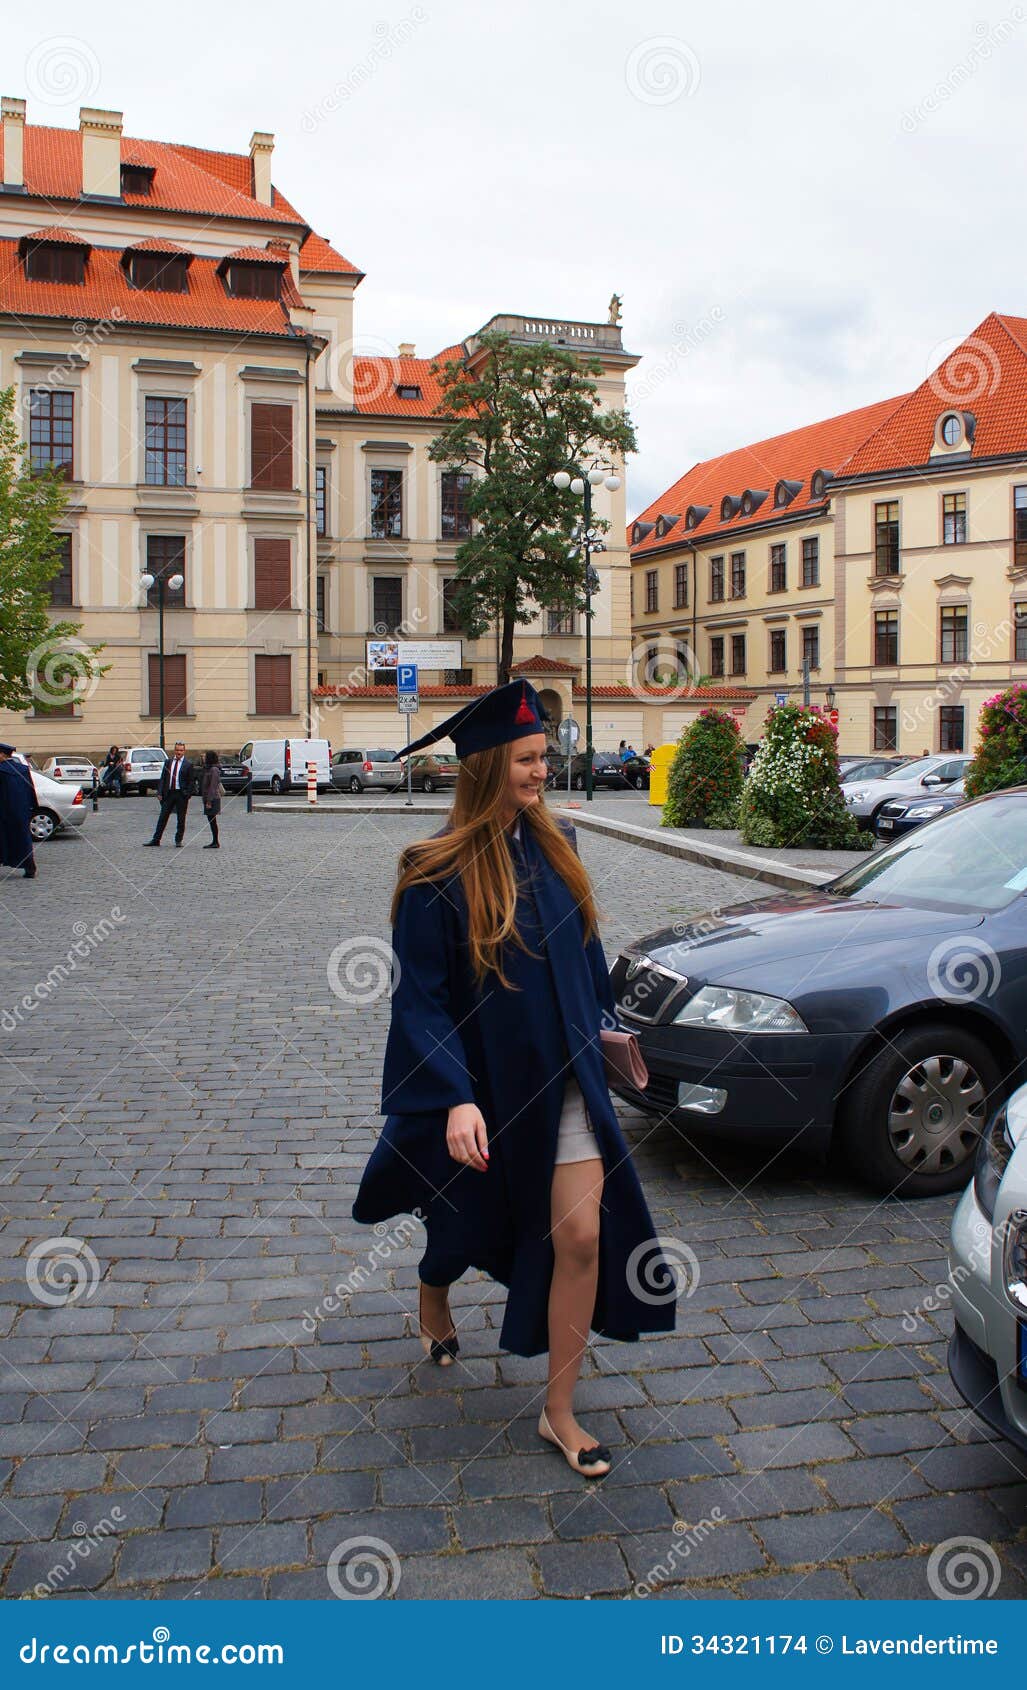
[139,567,184,751]
[551,461,621,801]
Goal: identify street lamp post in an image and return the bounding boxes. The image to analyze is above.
[139,567,184,751]
[552,461,621,802]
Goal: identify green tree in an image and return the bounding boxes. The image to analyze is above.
[428,331,636,681]
[662,707,744,829]
[0,384,105,713]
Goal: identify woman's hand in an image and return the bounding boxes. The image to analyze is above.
[446,1103,489,1171]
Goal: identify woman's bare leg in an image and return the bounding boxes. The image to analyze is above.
[544,1157,604,1451]
[418,1279,456,1347]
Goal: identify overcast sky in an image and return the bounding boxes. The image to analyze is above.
[9,0,1026,514]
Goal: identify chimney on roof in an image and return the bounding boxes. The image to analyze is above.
[398,342,415,358]
[2,96,25,189]
[80,106,123,198]
[249,131,274,205]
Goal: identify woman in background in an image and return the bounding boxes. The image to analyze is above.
[201,750,223,849]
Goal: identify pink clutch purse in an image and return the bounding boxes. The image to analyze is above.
[601,1028,649,1091]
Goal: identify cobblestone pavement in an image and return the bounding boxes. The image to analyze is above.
[0,797,1024,1602]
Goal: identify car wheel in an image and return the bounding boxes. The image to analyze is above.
[837,1022,1000,1196]
[348,776,363,794]
[632,774,645,790]
[30,808,58,842]
[573,774,585,791]
[270,775,283,795]
[422,775,435,793]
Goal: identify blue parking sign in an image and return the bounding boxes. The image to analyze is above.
[397,664,418,695]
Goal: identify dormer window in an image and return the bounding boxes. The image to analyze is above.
[685,504,710,530]
[225,262,280,299]
[740,488,768,517]
[121,163,155,197]
[810,468,835,500]
[720,494,740,522]
[21,231,89,285]
[653,513,680,539]
[774,478,803,508]
[396,383,422,400]
[631,520,655,546]
[934,410,976,453]
[127,252,189,293]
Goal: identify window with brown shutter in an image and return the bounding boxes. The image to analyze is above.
[49,534,74,606]
[254,654,292,715]
[147,653,187,716]
[250,404,293,491]
[253,538,292,610]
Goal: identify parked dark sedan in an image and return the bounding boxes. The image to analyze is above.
[873,779,965,840]
[556,752,650,791]
[610,788,1027,1197]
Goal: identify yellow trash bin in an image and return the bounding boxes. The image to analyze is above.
[648,742,676,807]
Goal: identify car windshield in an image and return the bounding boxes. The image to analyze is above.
[880,756,938,782]
[132,750,163,763]
[369,750,396,762]
[829,792,1027,912]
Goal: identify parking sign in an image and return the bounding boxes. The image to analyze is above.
[397,664,418,695]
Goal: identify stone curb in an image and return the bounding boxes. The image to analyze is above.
[552,807,837,892]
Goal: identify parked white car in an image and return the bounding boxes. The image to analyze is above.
[13,756,88,841]
[842,754,971,825]
[948,1082,1027,1456]
[239,738,331,794]
[40,755,97,789]
[120,747,167,796]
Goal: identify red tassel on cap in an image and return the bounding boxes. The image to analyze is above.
[514,682,535,725]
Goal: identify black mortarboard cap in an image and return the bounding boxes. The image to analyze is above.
[402,679,547,759]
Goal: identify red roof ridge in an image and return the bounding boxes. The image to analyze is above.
[21,224,90,245]
[510,655,580,674]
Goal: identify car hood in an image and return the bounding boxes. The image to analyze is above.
[843,776,935,801]
[632,891,985,994]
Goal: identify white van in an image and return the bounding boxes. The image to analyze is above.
[239,738,331,794]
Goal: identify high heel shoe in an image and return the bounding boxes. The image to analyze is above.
[418,1284,459,1366]
[538,1407,612,1478]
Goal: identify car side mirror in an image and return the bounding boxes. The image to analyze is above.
[921,774,942,787]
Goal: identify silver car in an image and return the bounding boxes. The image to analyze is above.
[330,748,402,794]
[14,757,88,841]
[842,753,970,826]
[40,755,97,789]
[948,1083,1027,1456]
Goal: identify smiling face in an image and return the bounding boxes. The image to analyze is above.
[505,734,548,817]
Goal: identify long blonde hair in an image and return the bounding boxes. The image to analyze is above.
[391,741,599,985]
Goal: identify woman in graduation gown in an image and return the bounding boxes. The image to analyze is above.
[352,679,675,1478]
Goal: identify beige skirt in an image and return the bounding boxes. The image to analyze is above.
[554,1077,603,1165]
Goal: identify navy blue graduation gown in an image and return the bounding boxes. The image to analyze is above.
[352,818,676,1357]
[0,759,35,869]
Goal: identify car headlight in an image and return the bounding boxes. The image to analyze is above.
[905,803,944,819]
[974,1104,1014,1221]
[846,789,867,804]
[672,985,808,1033]
[1002,1209,1027,1310]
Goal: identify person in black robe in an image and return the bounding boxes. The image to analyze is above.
[352,680,676,1479]
[0,745,37,879]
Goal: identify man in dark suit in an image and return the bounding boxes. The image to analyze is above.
[0,744,37,878]
[144,743,194,848]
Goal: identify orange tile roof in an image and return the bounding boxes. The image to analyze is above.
[220,245,288,265]
[511,655,580,674]
[0,122,361,276]
[576,685,756,701]
[20,225,90,246]
[351,345,465,416]
[298,231,361,276]
[122,235,192,255]
[630,393,907,556]
[0,238,299,337]
[839,313,1027,477]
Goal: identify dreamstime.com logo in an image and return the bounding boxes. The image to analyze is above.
[19,1628,284,1666]
[26,635,102,710]
[625,37,702,105]
[2,909,126,1033]
[926,936,1001,1004]
[301,1213,424,1331]
[626,1235,700,1304]
[25,35,101,105]
[625,1510,726,1597]
[326,937,400,1005]
[25,1237,100,1307]
[33,1510,125,1598]
[326,1535,401,1599]
[927,1536,1002,1600]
